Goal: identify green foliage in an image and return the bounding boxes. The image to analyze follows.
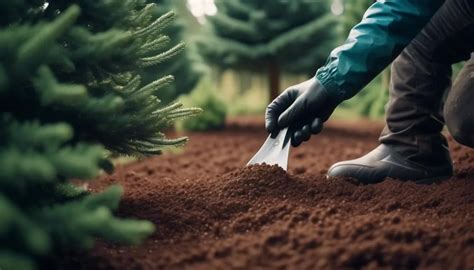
[199,0,337,75]
[178,78,227,131]
[0,1,200,269]
[141,0,205,103]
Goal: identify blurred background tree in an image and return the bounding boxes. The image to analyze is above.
[198,0,338,101]
[0,1,200,269]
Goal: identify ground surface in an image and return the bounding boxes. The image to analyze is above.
[63,118,474,270]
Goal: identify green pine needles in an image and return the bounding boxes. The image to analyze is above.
[141,0,204,104]
[0,1,200,269]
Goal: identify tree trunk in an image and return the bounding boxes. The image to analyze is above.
[268,62,280,102]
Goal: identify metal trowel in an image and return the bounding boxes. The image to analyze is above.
[247,127,291,170]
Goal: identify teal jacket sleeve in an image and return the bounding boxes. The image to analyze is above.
[315,0,445,101]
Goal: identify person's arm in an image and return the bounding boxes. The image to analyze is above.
[316,0,445,101]
[266,0,446,146]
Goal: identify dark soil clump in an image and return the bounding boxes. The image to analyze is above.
[59,118,474,270]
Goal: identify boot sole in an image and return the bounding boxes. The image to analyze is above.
[328,174,453,185]
[414,175,452,185]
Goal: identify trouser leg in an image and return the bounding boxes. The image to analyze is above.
[379,0,474,165]
[445,55,474,148]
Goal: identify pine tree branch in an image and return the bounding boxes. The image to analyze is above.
[133,11,175,39]
[265,14,336,54]
[17,5,80,73]
[0,195,50,255]
[152,102,183,115]
[33,66,87,106]
[138,42,185,67]
[133,75,174,97]
[209,12,258,42]
[138,35,171,55]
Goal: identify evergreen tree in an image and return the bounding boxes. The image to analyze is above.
[142,0,204,103]
[0,1,200,269]
[199,0,337,100]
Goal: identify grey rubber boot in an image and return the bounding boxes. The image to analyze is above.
[327,144,453,184]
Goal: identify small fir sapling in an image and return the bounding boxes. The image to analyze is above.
[0,1,200,269]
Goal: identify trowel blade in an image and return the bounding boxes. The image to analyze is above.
[247,127,291,170]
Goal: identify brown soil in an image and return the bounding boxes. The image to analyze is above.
[61,118,474,270]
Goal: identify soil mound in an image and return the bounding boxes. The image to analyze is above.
[218,165,304,197]
[59,118,474,270]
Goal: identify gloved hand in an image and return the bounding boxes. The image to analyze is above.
[265,78,341,147]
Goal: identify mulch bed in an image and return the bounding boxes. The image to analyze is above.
[61,118,474,270]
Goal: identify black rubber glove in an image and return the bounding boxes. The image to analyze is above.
[265,78,341,147]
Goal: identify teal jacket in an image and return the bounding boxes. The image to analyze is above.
[315,0,445,101]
